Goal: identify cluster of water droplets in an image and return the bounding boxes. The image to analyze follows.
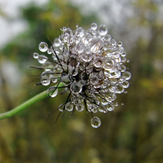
[33,23,131,128]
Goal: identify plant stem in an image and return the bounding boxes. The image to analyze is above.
[0,90,48,120]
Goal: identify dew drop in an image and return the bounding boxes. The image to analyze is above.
[65,102,74,111]
[61,74,70,84]
[91,116,101,128]
[122,71,131,80]
[33,52,39,59]
[90,39,103,53]
[80,52,93,62]
[117,41,123,47]
[75,27,85,37]
[76,42,85,54]
[104,34,112,42]
[121,81,129,88]
[116,84,124,94]
[47,87,58,98]
[121,52,126,57]
[41,77,50,86]
[106,103,114,111]
[39,42,48,52]
[38,55,48,64]
[51,77,58,84]
[93,58,103,68]
[103,58,114,70]
[91,23,97,30]
[89,73,100,85]
[70,82,82,94]
[75,104,84,112]
[47,48,52,54]
[98,24,108,36]
[53,38,61,47]
[109,71,121,79]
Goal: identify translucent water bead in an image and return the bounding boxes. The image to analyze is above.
[91,116,101,128]
[75,104,84,112]
[33,52,39,59]
[75,27,85,37]
[38,55,48,64]
[41,77,50,86]
[39,42,48,52]
[70,82,82,94]
[98,24,108,36]
[65,102,74,111]
[91,23,97,30]
[47,87,58,98]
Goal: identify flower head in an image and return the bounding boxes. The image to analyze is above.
[33,23,131,128]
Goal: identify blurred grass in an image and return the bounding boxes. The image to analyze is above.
[0,0,163,162]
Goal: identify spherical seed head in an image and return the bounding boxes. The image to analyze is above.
[33,23,131,128]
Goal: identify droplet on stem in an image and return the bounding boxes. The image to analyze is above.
[98,24,108,36]
[39,42,48,52]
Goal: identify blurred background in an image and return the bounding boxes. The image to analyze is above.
[0,0,163,162]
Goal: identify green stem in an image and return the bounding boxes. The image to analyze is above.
[0,90,48,120]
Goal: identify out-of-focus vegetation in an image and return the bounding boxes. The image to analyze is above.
[0,0,163,162]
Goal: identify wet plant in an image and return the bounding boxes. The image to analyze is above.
[0,23,131,128]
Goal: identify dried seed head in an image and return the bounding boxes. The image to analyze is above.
[33,23,131,128]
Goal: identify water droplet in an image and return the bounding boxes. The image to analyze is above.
[117,41,123,47]
[101,98,109,105]
[75,27,85,37]
[122,71,131,80]
[76,42,85,54]
[76,104,84,112]
[33,52,39,59]
[111,39,117,46]
[115,84,124,94]
[65,102,74,111]
[70,82,82,94]
[47,87,58,98]
[104,34,112,42]
[120,65,126,72]
[39,42,48,52]
[38,55,48,64]
[89,73,100,85]
[91,23,97,30]
[121,81,129,88]
[61,74,70,84]
[103,58,114,70]
[87,103,98,113]
[121,52,126,57]
[47,48,52,54]
[93,58,103,68]
[90,39,103,53]
[41,77,50,86]
[53,38,61,47]
[98,24,108,36]
[109,71,121,78]
[52,78,58,84]
[98,107,107,113]
[83,32,93,44]
[91,116,101,128]
[80,52,93,62]
[106,103,114,111]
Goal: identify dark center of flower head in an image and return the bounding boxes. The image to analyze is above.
[33,23,131,128]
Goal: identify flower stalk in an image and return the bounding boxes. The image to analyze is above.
[0,91,48,120]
